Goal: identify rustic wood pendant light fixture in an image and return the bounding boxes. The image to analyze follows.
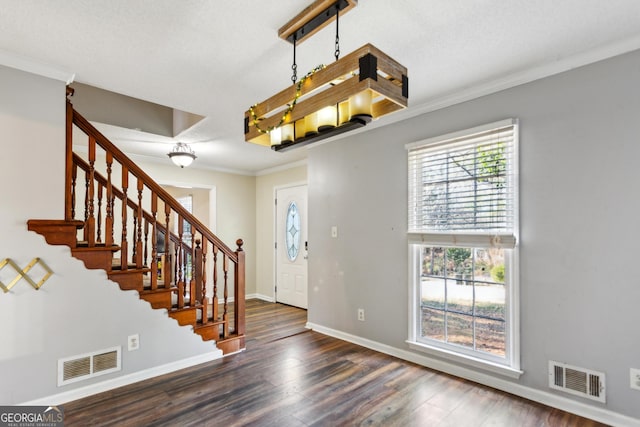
[244,0,408,152]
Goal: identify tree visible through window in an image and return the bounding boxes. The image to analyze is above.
[420,246,506,356]
[407,119,518,368]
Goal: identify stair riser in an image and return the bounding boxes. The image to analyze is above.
[72,250,113,270]
[216,336,245,355]
[108,272,144,292]
[27,220,84,247]
[140,291,172,309]
[169,308,197,327]
[194,324,218,341]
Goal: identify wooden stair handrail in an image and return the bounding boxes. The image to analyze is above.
[71,109,237,261]
[73,153,193,255]
[65,94,246,353]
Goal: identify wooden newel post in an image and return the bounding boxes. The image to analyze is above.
[234,238,245,337]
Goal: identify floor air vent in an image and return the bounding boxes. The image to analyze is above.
[548,360,605,402]
[58,346,121,386]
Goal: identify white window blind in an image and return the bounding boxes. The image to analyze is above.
[408,119,517,243]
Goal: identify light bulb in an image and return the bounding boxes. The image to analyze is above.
[281,123,294,143]
[270,127,282,146]
[295,120,306,140]
[317,105,337,131]
[349,90,373,121]
[338,101,349,125]
[304,112,319,136]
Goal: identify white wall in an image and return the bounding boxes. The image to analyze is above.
[158,185,212,237]
[0,66,220,405]
[307,49,640,421]
[255,166,307,299]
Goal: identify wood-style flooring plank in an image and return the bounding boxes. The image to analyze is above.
[63,300,609,426]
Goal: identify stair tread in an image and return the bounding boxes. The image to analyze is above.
[139,287,176,294]
[28,219,84,229]
[194,319,226,329]
[111,258,145,268]
[170,306,198,312]
[109,268,151,275]
[76,241,119,248]
[73,244,120,252]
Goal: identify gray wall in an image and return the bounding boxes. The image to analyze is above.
[0,66,219,405]
[70,82,174,136]
[307,49,640,419]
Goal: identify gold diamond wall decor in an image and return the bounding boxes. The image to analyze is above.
[0,258,24,293]
[0,258,54,293]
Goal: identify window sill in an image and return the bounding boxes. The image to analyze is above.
[406,340,523,379]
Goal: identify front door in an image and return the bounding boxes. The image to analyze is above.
[275,184,308,309]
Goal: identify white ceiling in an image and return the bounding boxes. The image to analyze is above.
[2,0,640,175]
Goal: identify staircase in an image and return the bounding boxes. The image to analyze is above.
[27,87,245,355]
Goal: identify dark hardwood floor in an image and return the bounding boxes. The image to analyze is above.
[63,300,607,426]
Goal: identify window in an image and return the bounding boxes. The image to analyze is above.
[176,195,193,281]
[285,201,301,261]
[406,119,520,376]
[176,195,193,238]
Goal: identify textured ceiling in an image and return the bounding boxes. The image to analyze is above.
[1,0,640,174]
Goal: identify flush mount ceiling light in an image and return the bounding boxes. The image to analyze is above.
[244,0,408,152]
[167,142,196,168]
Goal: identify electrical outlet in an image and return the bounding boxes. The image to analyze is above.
[357,308,365,322]
[630,368,640,391]
[128,334,140,351]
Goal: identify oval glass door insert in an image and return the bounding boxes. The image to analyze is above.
[286,201,301,261]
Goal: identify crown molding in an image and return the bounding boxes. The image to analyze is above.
[255,159,308,177]
[377,35,640,128]
[0,49,75,84]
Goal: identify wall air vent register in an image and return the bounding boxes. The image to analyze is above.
[548,360,605,403]
[57,346,121,386]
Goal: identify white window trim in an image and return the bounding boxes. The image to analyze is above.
[407,244,521,378]
[406,118,521,378]
[406,341,523,379]
[405,118,517,152]
[408,232,516,248]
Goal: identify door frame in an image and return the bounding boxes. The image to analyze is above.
[273,181,308,303]
[157,180,216,234]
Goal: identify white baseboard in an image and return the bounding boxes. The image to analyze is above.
[20,349,223,406]
[306,322,640,427]
[224,293,274,303]
[249,293,274,302]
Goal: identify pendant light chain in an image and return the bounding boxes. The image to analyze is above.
[334,5,340,61]
[291,35,298,83]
